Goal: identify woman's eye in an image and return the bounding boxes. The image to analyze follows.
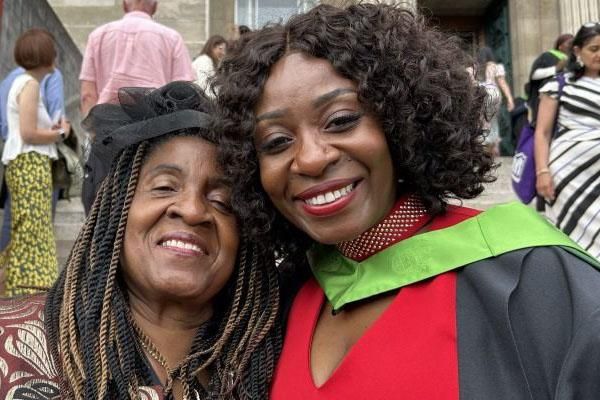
[257,135,293,154]
[325,112,362,132]
[151,183,176,193]
[209,197,233,214]
[152,186,175,192]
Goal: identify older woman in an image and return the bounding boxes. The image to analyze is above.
[215,3,600,399]
[0,82,280,399]
[535,23,600,258]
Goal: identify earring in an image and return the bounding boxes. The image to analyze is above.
[577,55,584,68]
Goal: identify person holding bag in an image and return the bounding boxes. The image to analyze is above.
[0,29,70,295]
[534,22,600,258]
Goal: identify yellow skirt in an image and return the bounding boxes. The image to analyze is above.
[1,152,57,296]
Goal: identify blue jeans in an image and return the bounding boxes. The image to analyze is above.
[0,188,59,251]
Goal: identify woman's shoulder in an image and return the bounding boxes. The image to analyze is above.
[0,294,59,398]
[7,74,36,102]
[0,294,47,317]
[539,72,573,95]
[0,294,48,335]
[460,245,600,320]
[192,54,213,68]
[457,247,600,397]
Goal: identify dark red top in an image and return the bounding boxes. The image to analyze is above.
[271,205,480,399]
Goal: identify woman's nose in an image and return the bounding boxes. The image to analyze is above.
[291,133,341,177]
[167,191,213,225]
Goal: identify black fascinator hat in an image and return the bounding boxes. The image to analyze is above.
[83,81,213,164]
[81,81,214,205]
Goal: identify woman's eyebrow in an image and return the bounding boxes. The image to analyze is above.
[312,88,356,108]
[256,109,287,122]
[146,163,182,176]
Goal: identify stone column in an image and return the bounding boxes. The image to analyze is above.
[559,0,600,35]
[508,0,561,97]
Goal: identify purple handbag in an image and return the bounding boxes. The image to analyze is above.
[511,73,566,204]
[511,123,537,203]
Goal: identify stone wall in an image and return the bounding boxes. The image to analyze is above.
[511,0,560,97]
[560,0,599,35]
[0,0,83,132]
[48,0,210,58]
[209,0,235,40]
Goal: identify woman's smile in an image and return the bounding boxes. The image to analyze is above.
[295,180,361,217]
[157,231,208,257]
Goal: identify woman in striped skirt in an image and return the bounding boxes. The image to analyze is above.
[535,22,600,258]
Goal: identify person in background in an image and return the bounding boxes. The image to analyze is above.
[238,25,251,37]
[80,0,195,114]
[476,46,515,156]
[0,67,65,252]
[216,4,600,398]
[526,33,573,128]
[192,35,227,96]
[79,0,195,215]
[0,29,70,296]
[535,23,600,258]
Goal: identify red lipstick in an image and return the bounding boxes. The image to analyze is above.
[296,179,361,217]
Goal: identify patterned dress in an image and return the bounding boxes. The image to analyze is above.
[0,296,165,399]
[0,74,59,296]
[2,153,58,295]
[540,73,600,258]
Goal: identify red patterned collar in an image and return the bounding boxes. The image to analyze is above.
[336,194,431,261]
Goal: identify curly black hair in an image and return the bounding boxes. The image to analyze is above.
[214,2,495,259]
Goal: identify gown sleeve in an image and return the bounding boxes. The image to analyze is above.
[457,246,600,399]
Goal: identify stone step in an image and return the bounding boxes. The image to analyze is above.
[54,197,84,265]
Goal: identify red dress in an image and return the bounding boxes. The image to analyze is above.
[271,206,479,399]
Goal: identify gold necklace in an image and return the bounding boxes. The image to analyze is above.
[132,321,179,394]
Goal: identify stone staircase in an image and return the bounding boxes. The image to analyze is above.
[54,197,85,269]
[460,156,518,210]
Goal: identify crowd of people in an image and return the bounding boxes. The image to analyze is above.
[0,0,598,399]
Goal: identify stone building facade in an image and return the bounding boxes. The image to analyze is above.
[2,0,598,147]
[46,0,599,99]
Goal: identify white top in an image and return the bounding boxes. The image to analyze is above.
[192,54,215,97]
[2,74,57,165]
[540,73,600,141]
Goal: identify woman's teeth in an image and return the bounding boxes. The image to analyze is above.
[305,183,354,206]
[161,240,202,253]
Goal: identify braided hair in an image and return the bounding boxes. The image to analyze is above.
[44,82,281,399]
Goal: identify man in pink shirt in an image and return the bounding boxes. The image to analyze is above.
[79,0,195,214]
[79,0,195,116]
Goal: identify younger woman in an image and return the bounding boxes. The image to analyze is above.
[217,4,600,398]
[1,29,70,295]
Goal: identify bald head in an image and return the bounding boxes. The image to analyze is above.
[123,0,157,15]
